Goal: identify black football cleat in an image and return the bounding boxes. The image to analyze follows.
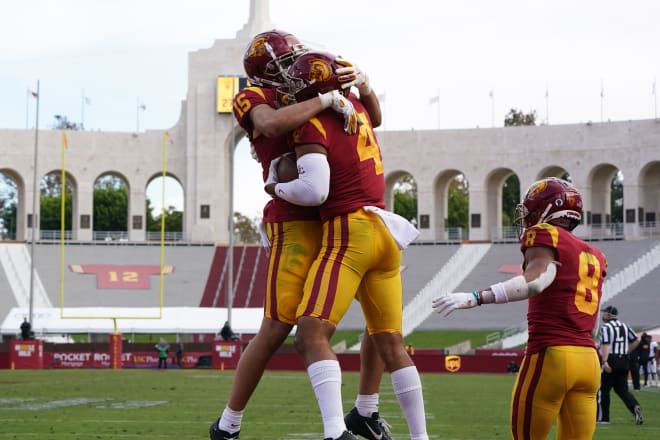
[634,405,644,425]
[324,430,358,440]
[209,418,240,440]
[344,407,393,440]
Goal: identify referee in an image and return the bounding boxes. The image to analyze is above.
[597,305,643,425]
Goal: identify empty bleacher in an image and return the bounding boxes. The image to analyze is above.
[2,238,658,335]
[199,245,269,308]
[31,243,215,308]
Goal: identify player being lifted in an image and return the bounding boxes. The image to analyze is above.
[210,30,392,440]
[265,50,428,440]
[433,177,606,440]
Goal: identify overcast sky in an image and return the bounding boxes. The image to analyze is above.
[2,0,659,218]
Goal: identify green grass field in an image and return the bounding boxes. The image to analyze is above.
[1,369,658,439]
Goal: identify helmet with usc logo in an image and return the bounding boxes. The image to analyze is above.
[279,50,343,103]
[514,177,583,238]
[243,30,308,87]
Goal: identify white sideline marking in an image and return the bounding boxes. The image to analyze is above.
[10,398,109,410]
[96,400,168,409]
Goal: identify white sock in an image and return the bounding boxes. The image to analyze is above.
[307,359,345,440]
[391,366,428,440]
[355,393,379,417]
[218,406,243,433]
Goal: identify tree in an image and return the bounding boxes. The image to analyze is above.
[93,186,128,231]
[447,176,468,232]
[146,202,183,233]
[52,115,82,130]
[40,194,72,230]
[393,175,417,223]
[504,108,537,126]
[502,175,520,226]
[0,173,17,238]
[233,212,259,244]
[1,202,17,239]
[39,173,73,230]
[611,172,623,223]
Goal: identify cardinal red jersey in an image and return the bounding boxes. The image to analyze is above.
[521,223,607,354]
[289,96,385,221]
[232,86,319,222]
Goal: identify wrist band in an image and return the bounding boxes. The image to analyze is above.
[472,290,481,306]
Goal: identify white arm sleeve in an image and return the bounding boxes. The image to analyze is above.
[273,153,330,206]
[488,262,557,303]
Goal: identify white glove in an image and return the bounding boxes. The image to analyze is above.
[257,221,271,254]
[264,156,282,187]
[318,90,359,135]
[431,292,480,317]
[335,58,372,96]
[249,143,260,162]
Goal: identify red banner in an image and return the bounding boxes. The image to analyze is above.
[211,341,242,369]
[10,339,43,369]
[45,351,209,369]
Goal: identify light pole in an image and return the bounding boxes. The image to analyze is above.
[29,80,41,328]
[136,98,146,132]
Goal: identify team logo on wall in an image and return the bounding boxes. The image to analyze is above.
[445,355,461,372]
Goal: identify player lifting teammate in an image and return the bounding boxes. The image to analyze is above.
[265,50,428,440]
[209,31,391,440]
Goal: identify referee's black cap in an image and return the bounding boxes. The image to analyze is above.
[601,305,618,316]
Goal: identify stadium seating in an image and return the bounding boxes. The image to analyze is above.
[0,239,658,337]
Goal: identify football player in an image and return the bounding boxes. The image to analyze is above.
[210,31,389,440]
[432,177,607,440]
[265,51,428,440]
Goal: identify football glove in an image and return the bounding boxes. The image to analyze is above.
[264,155,282,187]
[318,90,359,135]
[257,221,271,254]
[335,57,372,96]
[431,292,480,317]
[249,143,260,162]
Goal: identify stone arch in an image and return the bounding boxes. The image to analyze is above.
[638,160,660,226]
[385,169,416,212]
[536,165,570,181]
[0,168,25,239]
[484,168,519,240]
[40,170,77,239]
[587,163,619,226]
[433,169,466,240]
[93,171,131,240]
[145,172,185,239]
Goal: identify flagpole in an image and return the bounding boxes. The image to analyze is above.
[653,78,657,120]
[81,89,85,130]
[25,89,29,129]
[29,80,41,328]
[600,80,604,123]
[489,89,495,127]
[436,89,440,129]
[545,84,549,125]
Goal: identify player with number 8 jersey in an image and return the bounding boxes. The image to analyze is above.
[432,177,607,440]
[522,223,607,354]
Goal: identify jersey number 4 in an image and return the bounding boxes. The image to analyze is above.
[356,112,383,175]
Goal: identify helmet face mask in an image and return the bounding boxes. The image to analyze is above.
[243,30,308,88]
[514,177,583,239]
[278,50,343,104]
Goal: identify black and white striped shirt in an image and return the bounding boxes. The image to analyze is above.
[600,319,637,355]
